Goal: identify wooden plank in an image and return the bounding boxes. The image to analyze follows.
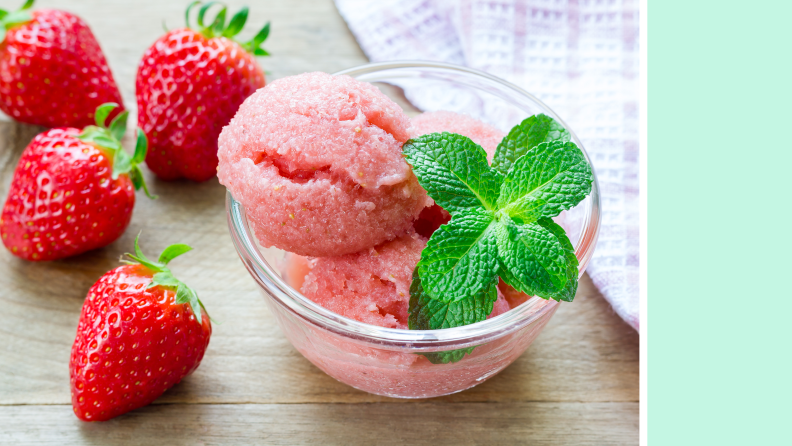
[0,402,639,445]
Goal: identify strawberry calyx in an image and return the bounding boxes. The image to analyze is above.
[123,234,208,324]
[77,103,156,199]
[185,1,271,56]
[0,0,34,43]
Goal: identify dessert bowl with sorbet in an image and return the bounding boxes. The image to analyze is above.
[223,61,600,398]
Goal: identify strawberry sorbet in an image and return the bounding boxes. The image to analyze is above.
[409,110,505,160]
[299,231,509,329]
[218,72,429,257]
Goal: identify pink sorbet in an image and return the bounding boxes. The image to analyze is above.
[409,110,505,160]
[300,231,509,329]
[218,72,429,257]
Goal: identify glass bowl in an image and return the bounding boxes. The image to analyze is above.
[225,61,601,398]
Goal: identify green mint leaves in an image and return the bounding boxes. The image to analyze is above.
[404,114,592,331]
[405,133,502,212]
[491,113,570,175]
[124,234,207,325]
[77,103,156,199]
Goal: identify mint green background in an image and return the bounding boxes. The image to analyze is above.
[650,1,792,443]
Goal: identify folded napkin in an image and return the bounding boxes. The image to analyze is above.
[334,0,640,330]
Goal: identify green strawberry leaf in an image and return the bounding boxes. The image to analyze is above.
[185,1,201,28]
[125,234,165,272]
[419,347,477,365]
[125,235,206,324]
[408,271,498,330]
[20,0,34,11]
[495,219,570,300]
[210,6,226,36]
[79,108,154,198]
[197,1,221,28]
[1,10,32,28]
[497,140,592,219]
[94,102,119,128]
[132,129,147,165]
[491,114,570,175]
[176,282,203,323]
[150,271,180,288]
[403,132,502,214]
[130,166,156,199]
[158,244,193,265]
[536,217,579,302]
[223,6,248,37]
[108,110,129,142]
[245,21,270,55]
[112,147,132,180]
[417,208,500,303]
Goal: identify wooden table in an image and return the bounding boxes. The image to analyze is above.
[0,1,639,444]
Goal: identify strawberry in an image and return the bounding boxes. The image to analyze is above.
[136,2,269,182]
[0,103,153,261]
[70,236,211,421]
[0,0,124,128]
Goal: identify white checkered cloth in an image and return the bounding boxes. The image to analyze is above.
[334,0,639,330]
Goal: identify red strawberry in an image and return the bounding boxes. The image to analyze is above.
[136,2,269,182]
[0,103,153,261]
[0,1,124,128]
[70,236,211,421]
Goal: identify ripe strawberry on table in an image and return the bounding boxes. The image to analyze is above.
[70,236,212,422]
[0,103,153,261]
[0,0,124,128]
[136,2,270,182]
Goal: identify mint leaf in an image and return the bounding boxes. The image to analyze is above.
[536,217,579,302]
[419,347,476,364]
[417,208,499,302]
[408,271,498,330]
[403,132,502,213]
[491,114,570,175]
[497,140,592,219]
[495,219,570,300]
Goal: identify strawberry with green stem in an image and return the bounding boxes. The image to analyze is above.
[0,0,125,128]
[136,1,270,182]
[0,103,153,261]
[70,235,211,422]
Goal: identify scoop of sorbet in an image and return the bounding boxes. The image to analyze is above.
[218,72,429,257]
[300,232,509,329]
[409,110,505,160]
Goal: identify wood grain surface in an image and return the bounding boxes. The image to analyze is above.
[0,0,639,444]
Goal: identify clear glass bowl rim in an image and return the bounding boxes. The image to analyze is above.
[225,60,601,349]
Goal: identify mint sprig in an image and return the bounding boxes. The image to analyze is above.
[123,235,207,324]
[404,133,502,213]
[403,114,593,331]
[491,113,570,175]
[408,271,498,329]
[77,103,156,199]
[419,347,476,365]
